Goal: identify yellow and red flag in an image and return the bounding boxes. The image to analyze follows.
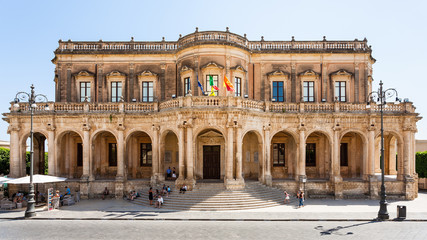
[223,76,234,92]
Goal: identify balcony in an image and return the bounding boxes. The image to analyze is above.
[8,97,416,115]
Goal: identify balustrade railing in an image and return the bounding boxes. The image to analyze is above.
[9,100,414,115]
[57,31,369,53]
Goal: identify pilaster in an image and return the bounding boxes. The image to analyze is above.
[7,124,21,178]
[263,124,272,186]
[151,124,160,185]
[47,124,56,176]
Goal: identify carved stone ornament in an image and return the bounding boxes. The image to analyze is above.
[180,65,193,73]
[230,65,247,73]
[329,69,353,77]
[138,70,158,76]
[267,70,290,77]
[75,70,94,77]
[107,71,126,77]
[298,69,320,77]
[201,62,224,70]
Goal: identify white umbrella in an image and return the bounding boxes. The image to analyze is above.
[0,176,14,184]
[7,174,67,184]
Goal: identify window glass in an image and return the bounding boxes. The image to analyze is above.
[80,82,91,102]
[234,77,241,97]
[206,75,218,95]
[109,143,117,166]
[340,143,348,166]
[306,143,316,166]
[184,77,191,95]
[142,81,154,102]
[140,143,152,166]
[303,81,314,102]
[273,143,285,166]
[111,82,122,102]
[335,81,346,102]
[272,81,284,102]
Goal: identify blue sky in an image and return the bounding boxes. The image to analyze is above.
[1,0,426,141]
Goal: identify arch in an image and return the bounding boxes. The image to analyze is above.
[19,130,49,177]
[242,130,264,180]
[305,130,332,179]
[375,130,403,144]
[241,128,264,145]
[270,130,298,180]
[305,128,333,143]
[195,127,226,180]
[339,130,367,179]
[125,128,153,144]
[270,129,299,144]
[339,128,367,144]
[56,130,83,178]
[374,130,403,176]
[159,129,180,180]
[193,126,227,143]
[91,130,118,180]
[125,130,152,179]
[55,129,84,146]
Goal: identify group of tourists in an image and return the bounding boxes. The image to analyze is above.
[166,167,177,179]
[148,185,171,208]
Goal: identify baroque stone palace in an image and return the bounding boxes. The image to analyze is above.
[4,28,420,199]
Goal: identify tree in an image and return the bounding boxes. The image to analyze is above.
[0,147,10,175]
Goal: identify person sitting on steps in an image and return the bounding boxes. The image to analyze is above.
[179,185,187,194]
[102,187,109,200]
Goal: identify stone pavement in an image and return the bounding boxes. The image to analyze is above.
[1,191,426,221]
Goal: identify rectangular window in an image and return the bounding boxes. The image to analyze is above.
[142,81,154,102]
[340,143,348,166]
[184,77,191,95]
[77,143,83,167]
[140,143,152,166]
[234,77,241,97]
[272,81,284,102]
[303,81,315,102]
[335,81,346,102]
[111,81,122,102]
[80,82,91,102]
[306,143,316,167]
[108,143,117,167]
[272,143,285,166]
[206,75,218,96]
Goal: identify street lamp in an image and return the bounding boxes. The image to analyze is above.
[13,84,49,218]
[367,80,400,221]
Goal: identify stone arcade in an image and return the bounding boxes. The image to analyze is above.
[4,29,420,200]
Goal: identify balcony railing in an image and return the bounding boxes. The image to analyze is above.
[56,31,370,54]
[9,97,416,116]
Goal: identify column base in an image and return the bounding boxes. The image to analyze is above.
[79,179,89,200]
[225,178,245,190]
[150,176,158,185]
[184,178,196,191]
[332,176,343,200]
[264,175,272,187]
[369,175,379,199]
[404,175,416,200]
[115,180,124,199]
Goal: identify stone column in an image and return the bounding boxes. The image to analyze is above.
[226,124,234,180]
[332,126,343,199]
[8,125,21,178]
[367,125,378,199]
[291,63,296,102]
[178,125,185,180]
[116,126,125,180]
[263,125,272,186]
[82,126,90,180]
[298,127,306,179]
[235,125,243,180]
[388,138,397,175]
[403,130,411,176]
[151,125,160,184]
[354,63,360,103]
[185,122,195,188]
[47,126,56,176]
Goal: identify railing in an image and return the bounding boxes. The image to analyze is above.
[57,31,370,53]
[9,99,415,115]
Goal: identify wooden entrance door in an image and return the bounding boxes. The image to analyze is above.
[203,145,220,179]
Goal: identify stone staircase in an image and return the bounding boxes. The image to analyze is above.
[131,180,288,211]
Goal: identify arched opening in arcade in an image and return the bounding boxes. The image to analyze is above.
[270,131,297,180]
[159,130,179,180]
[195,129,225,180]
[56,131,83,179]
[91,131,117,180]
[242,130,263,180]
[305,131,331,179]
[339,132,366,179]
[20,132,48,177]
[374,132,403,178]
[126,131,152,179]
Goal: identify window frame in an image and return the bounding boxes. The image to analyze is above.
[110,81,122,102]
[108,143,118,167]
[272,81,284,102]
[141,81,154,102]
[335,81,346,102]
[206,75,218,96]
[140,143,152,166]
[306,143,316,167]
[184,77,191,95]
[234,77,241,97]
[272,143,285,166]
[79,82,91,102]
[303,81,315,102]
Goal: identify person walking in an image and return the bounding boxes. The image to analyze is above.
[148,187,154,205]
[298,190,304,208]
[284,190,290,204]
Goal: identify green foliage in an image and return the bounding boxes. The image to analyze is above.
[0,147,10,175]
[416,151,427,178]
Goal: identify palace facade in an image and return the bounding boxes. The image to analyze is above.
[4,29,420,199]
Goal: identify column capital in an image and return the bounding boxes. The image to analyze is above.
[332,126,342,132]
[117,125,126,131]
[7,124,20,133]
[152,124,160,132]
[263,125,271,131]
[47,124,56,131]
[82,124,91,131]
[367,125,376,131]
[298,125,306,132]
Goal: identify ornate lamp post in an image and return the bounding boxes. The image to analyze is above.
[367,80,400,221]
[13,85,49,218]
